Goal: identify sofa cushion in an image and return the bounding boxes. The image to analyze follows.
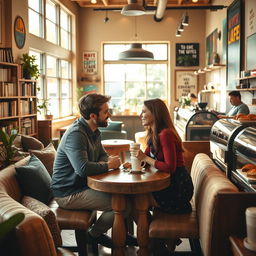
[21,196,62,247]
[99,121,123,131]
[29,143,56,176]
[15,155,52,204]
[21,135,44,152]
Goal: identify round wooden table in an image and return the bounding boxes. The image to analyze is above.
[101,139,134,163]
[88,167,170,256]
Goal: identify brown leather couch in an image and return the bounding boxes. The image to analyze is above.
[0,157,95,256]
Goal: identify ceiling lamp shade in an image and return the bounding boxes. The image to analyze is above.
[121,0,145,16]
[119,43,154,60]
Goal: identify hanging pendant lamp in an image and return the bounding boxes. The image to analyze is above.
[119,43,154,60]
[118,17,154,61]
[121,0,145,16]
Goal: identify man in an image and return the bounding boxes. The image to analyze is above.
[51,94,136,248]
[217,91,249,119]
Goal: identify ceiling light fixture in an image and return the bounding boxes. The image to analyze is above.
[118,17,154,60]
[178,24,184,32]
[182,13,189,26]
[192,0,198,2]
[176,30,181,37]
[121,0,145,16]
[91,0,97,4]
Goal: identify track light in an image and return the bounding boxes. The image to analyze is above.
[182,13,189,26]
[176,30,181,37]
[178,24,184,32]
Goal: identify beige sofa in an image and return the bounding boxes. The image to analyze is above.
[149,153,256,256]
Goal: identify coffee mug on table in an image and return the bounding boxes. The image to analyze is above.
[130,156,146,172]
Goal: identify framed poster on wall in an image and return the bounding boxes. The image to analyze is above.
[175,70,198,101]
[206,29,218,65]
[176,43,199,66]
[227,0,242,89]
[83,51,97,75]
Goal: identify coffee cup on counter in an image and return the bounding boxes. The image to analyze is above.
[244,207,256,251]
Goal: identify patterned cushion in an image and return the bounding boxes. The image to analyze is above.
[15,155,52,204]
[21,135,44,152]
[29,143,56,176]
[22,196,62,247]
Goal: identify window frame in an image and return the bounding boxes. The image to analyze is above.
[102,42,170,111]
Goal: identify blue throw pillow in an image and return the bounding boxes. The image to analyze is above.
[15,155,52,204]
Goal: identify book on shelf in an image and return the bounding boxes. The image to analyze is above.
[0,48,14,63]
[21,117,36,135]
[0,121,19,135]
[0,100,17,117]
[0,82,16,96]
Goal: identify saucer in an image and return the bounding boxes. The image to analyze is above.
[243,237,256,251]
[129,169,145,174]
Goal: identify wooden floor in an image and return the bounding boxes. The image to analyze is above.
[61,229,191,255]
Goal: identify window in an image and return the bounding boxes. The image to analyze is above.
[28,0,72,50]
[103,43,168,113]
[28,0,73,119]
[28,0,43,37]
[29,51,72,119]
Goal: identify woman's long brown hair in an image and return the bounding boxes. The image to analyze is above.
[143,99,183,152]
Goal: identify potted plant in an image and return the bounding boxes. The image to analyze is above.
[37,99,53,119]
[0,129,24,168]
[20,53,40,80]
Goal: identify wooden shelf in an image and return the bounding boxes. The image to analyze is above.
[0,62,18,67]
[201,89,221,93]
[227,88,256,91]
[208,63,226,70]
[239,76,256,80]
[194,64,226,75]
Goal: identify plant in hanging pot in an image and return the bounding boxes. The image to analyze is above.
[20,53,40,80]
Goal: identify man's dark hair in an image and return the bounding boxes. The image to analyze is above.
[78,94,111,120]
[229,91,241,99]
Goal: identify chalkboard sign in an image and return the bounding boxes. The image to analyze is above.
[176,43,199,66]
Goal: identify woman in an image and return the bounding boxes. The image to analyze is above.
[130,98,194,254]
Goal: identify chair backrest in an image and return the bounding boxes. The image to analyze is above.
[190,153,239,256]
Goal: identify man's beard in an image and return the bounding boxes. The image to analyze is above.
[96,117,108,127]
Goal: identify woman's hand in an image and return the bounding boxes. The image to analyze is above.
[136,150,146,161]
[122,162,131,169]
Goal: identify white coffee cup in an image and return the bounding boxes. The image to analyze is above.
[130,143,141,157]
[130,156,146,172]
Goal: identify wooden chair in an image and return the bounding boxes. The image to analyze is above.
[49,200,98,256]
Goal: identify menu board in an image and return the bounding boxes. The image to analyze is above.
[227,0,242,89]
[176,43,199,67]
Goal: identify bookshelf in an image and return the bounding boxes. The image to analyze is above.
[0,62,37,136]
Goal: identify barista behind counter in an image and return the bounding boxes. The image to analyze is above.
[215,91,249,119]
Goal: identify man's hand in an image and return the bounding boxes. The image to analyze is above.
[108,155,121,170]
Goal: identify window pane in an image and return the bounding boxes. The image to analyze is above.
[61,99,72,116]
[125,64,146,81]
[144,44,168,60]
[48,99,59,117]
[60,60,70,79]
[29,0,40,12]
[46,0,56,22]
[60,10,69,30]
[147,82,166,99]
[36,77,44,99]
[61,80,70,97]
[46,20,57,44]
[147,64,166,81]
[105,82,125,98]
[61,29,69,49]
[29,10,40,36]
[46,56,57,77]
[104,64,125,81]
[104,44,128,61]
[47,78,58,98]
